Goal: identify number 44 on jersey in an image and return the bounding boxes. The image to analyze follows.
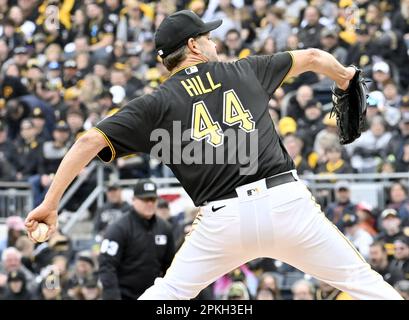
[191,89,255,147]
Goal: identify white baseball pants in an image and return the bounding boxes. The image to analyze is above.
[139,171,402,300]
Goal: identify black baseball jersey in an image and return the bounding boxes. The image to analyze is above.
[96,52,295,206]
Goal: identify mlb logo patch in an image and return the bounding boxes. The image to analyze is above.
[247,188,259,196]
[155,235,167,245]
[185,66,198,75]
[236,180,267,199]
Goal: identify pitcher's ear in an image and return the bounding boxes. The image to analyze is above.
[187,37,201,55]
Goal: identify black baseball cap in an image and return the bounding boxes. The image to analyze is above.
[77,251,95,268]
[133,179,157,199]
[97,90,113,100]
[54,120,70,131]
[155,10,222,58]
[342,213,358,227]
[401,95,409,109]
[31,107,45,119]
[395,236,409,247]
[7,270,26,283]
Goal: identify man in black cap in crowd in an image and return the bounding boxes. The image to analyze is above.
[1,19,25,50]
[66,251,96,296]
[79,273,102,300]
[341,213,373,260]
[4,98,31,141]
[376,208,405,260]
[12,46,30,76]
[296,98,324,152]
[319,27,347,65]
[385,112,409,161]
[3,270,33,300]
[390,236,409,281]
[28,120,71,206]
[346,23,376,70]
[35,80,66,121]
[62,60,80,88]
[14,118,42,181]
[31,106,52,141]
[325,181,356,229]
[18,92,56,140]
[0,120,17,181]
[94,182,131,238]
[369,241,403,286]
[96,90,114,118]
[98,179,175,299]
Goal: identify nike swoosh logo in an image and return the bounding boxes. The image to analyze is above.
[211,205,226,212]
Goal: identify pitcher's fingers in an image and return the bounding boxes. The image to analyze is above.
[25,220,38,232]
[27,232,38,244]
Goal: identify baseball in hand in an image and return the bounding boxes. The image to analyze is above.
[30,223,49,242]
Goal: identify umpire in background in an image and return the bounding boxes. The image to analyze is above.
[98,179,175,300]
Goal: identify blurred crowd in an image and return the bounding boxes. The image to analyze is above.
[1,180,409,300]
[1,0,409,300]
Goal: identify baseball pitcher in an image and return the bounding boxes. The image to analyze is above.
[26,10,402,300]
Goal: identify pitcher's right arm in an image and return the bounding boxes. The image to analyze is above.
[25,129,108,241]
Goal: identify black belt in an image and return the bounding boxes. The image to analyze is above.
[207,172,297,204]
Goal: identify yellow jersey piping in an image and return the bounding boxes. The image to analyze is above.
[93,127,116,163]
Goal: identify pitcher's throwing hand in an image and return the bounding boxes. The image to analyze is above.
[25,203,58,243]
